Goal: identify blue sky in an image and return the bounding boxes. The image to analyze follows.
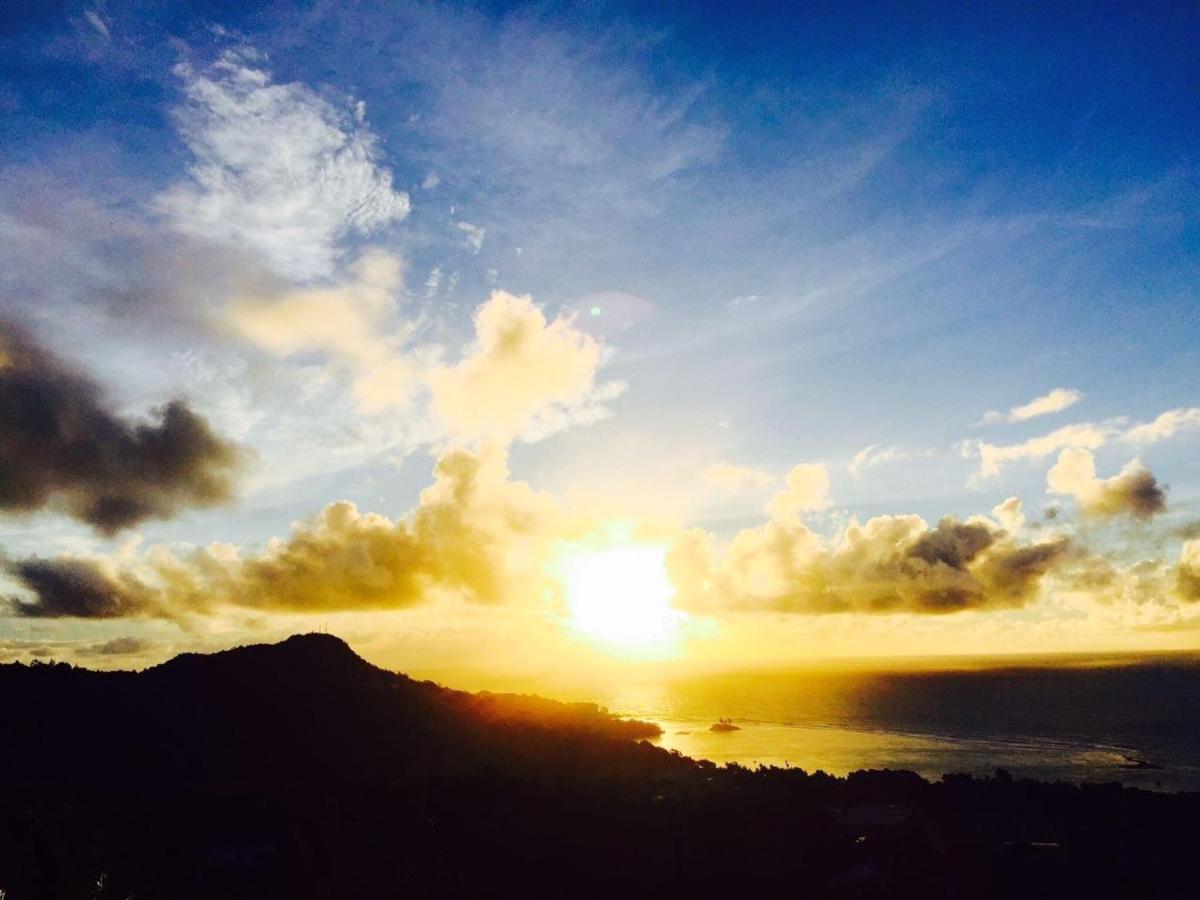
[1,1,1199,669]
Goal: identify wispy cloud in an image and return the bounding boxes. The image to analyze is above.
[702,463,773,493]
[83,9,110,40]
[157,48,409,281]
[456,221,485,254]
[848,445,906,477]
[1123,407,1200,445]
[979,388,1083,425]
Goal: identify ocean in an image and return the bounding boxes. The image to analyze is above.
[584,656,1200,792]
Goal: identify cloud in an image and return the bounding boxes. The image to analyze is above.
[1177,540,1200,602]
[227,250,418,413]
[980,388,1082,425]
[5,444,566,619]
[972,422,1111,480]
[1047,448,1167,520]
[83,9,110,40]
[156,48,409,281]
[4,556,166,619]
[456,221,486,254]
[991,497,1026,533]
[427,291,624,442]
[1124,407,1200,445]
[0,321,244,534]
[848,445,905,477]
[702,463,773,492]
[765,463,831,523]
[5,437,1084,627]
[76,636,150,657]
[668,513,1069,616]
[231,268,622,438]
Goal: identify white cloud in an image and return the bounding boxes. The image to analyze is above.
[973,422,1112,481]
[456,221,486,254]
[980,388,1082,425]
[992,497,1026,533]
[157,48,410,281]
[83,9,110,40]
[848,444,905,477]
[1123,407,1200,445]
[423,266,443,299]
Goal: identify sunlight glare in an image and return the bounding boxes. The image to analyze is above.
[559,541,683,657]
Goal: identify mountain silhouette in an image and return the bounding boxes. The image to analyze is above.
[2,635,1198,899]
[0,633,669,790]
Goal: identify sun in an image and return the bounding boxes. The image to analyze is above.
[557,540,684,657]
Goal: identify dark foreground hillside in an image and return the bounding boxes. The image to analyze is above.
[1,635,1196,899]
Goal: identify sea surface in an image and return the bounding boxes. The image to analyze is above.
[586,657,1200,792]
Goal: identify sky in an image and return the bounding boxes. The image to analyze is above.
[1,0,1199,679]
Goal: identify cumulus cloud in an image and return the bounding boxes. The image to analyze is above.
[980,388,1082,425]
[1047,449,1167,520]
[227,250,418,413]
[156,48,409,281]
[668,513,1068,616]
[0,321,244,533]
[702,463,773,492]
[972,422,1111,481]
[5,444,566,619]
[765,463,831,523]
[848,445,905,477]
[427,292,624,442]
[1124,407,1200,445]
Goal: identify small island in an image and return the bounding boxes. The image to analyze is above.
[710,718,741,733]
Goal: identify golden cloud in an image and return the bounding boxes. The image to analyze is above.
[765,463,831,523]
[1177,540,1200,602]
[228,250,418,413]
[668,512,1069,616]
[6,444,569,619]
[427,291,623,442]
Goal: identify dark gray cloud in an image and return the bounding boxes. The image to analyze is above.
[906,519,996,569]
[76,636,150,657]
[4,556,161,619]
[1106,469,1168,520]
[0,320,244,533]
